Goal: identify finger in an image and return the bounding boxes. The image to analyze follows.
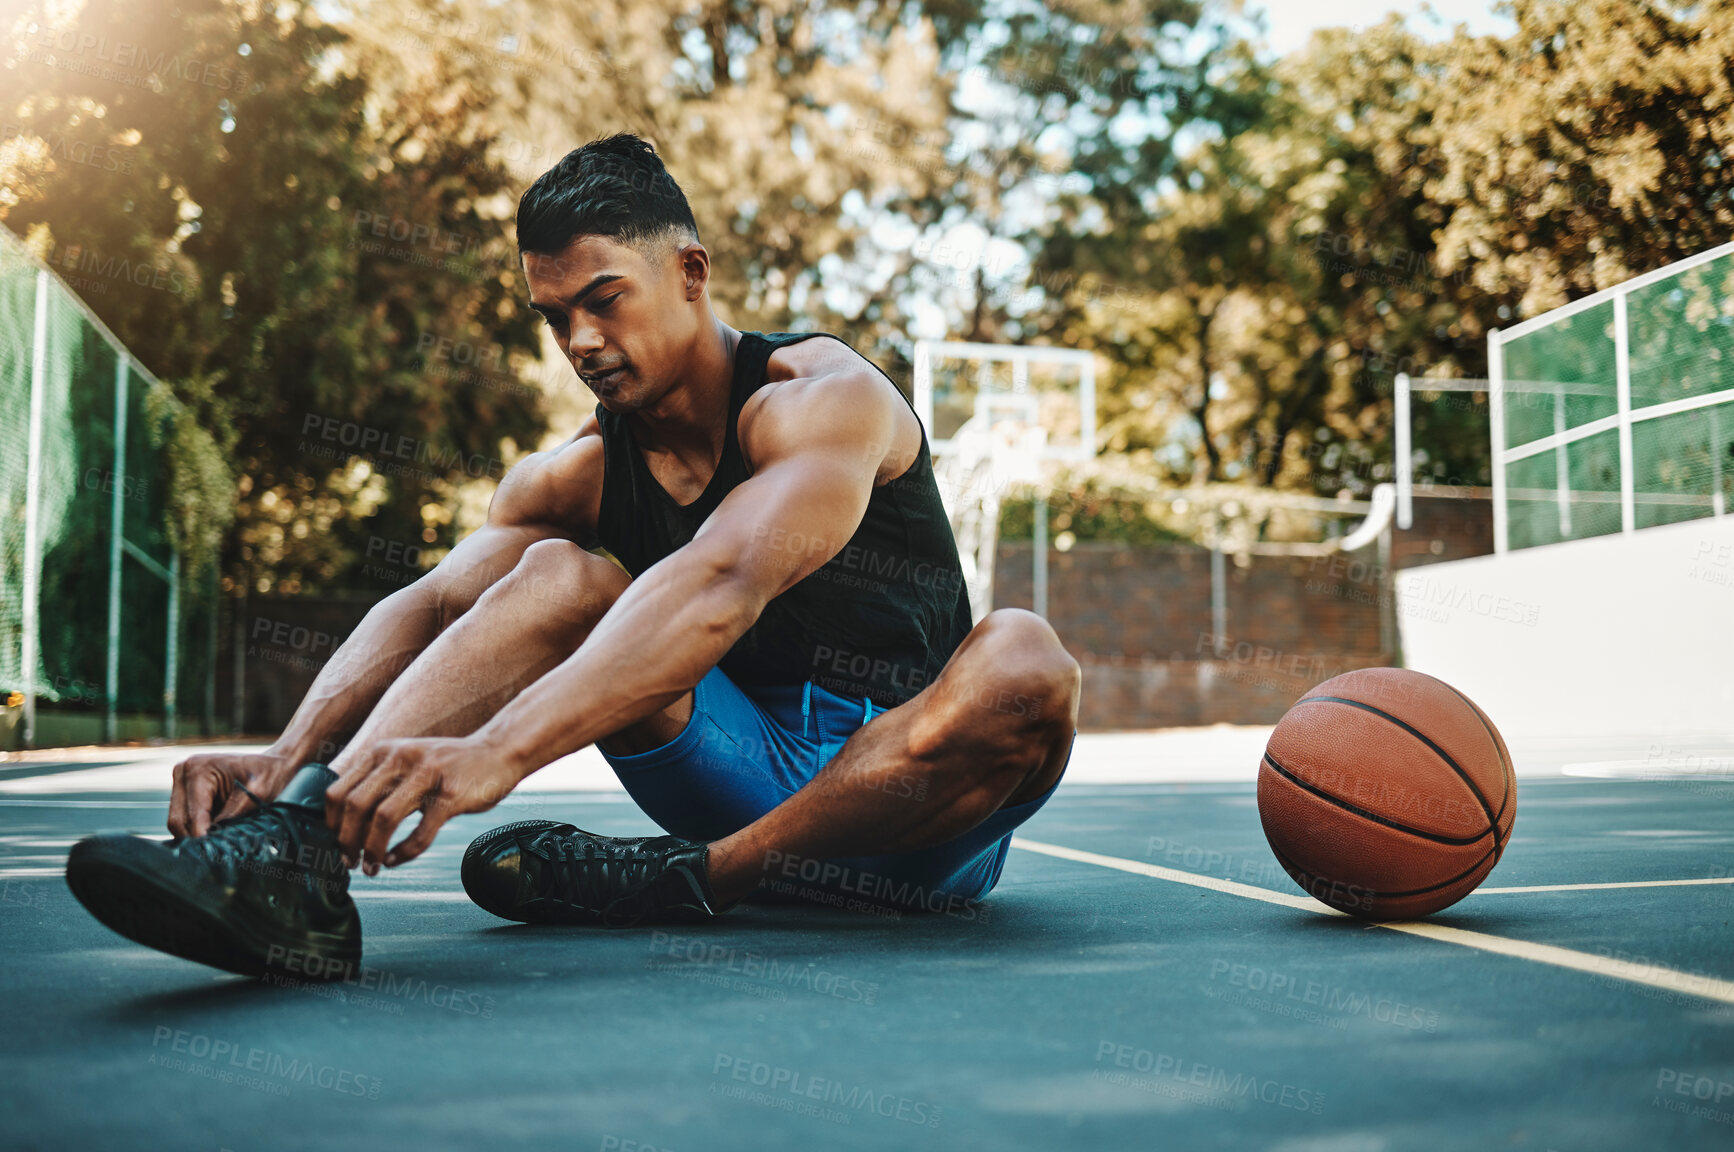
[184,767,221,839]
[167,762,192,838]
[214,778,258,823]
[362,771,438,868]
[323,755,369,832]
[169,758,213,836]
[335,759,405,865]
[386,804,453,868]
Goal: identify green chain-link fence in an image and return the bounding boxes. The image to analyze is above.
[1491,242,1734,551]
[1,225,220,749]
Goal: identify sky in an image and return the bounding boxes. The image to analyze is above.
[1242,0,1517,58]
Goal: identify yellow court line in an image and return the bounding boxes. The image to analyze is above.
[1010,837,1734,1006]
[1478,877,1734,893]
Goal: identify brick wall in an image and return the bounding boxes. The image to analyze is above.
[992,494,1494,729]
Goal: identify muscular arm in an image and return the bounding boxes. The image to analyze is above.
[471,364,908,779]
[274,436,601,764]
[167,429,601,837]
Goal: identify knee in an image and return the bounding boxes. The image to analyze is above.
[514,537,587,576]
[966,610,1080,727]
[495,539,625,624]
[911,611,1078,762]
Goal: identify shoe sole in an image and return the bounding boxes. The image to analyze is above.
[65,838,361,980]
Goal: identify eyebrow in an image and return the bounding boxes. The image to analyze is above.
[529,273,625,317]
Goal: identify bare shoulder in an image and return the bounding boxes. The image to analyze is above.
[763,333,884,384]
[488,411,606,539]
[745,335,921,481]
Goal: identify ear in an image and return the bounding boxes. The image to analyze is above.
[677,241,710,302]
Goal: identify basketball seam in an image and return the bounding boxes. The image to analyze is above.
[1436,680,1516,849]
[1295,693,1500,844]
[1270,841,1498,900]
[1262,752,1493,847]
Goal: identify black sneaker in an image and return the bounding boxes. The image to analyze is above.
[65,763,361,980]
[461,820,723,927]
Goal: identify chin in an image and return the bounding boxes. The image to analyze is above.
[593,382,653,413]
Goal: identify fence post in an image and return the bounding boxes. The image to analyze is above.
[1553,383,1572,539]
[1489,327,1508,553]
[1714,404,1727,518]
[21,269,50,748]
[1032,495,1048,619]
[1379,517,1397,662]
[1209,521,1227,655]
[1395,372,1412,530]
[164,553,180,740]
[1614,290,1635,533]
[106,357,129,742]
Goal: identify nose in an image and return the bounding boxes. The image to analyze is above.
[567,315,604,361]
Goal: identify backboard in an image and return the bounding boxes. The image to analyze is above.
[912,340,1096,463]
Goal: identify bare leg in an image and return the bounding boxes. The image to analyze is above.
[329,540,690,777]
[704,609,1080,906]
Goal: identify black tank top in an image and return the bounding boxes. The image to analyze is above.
[591,331,973,708]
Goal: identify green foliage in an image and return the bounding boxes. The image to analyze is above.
[144,375,232,576]
[1006,1,1734,508]
[3,0,544,594]
[998,479,1193,546]
[7,0,1734,581]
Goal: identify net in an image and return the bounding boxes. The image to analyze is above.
[1493,243,1734,550]
[0,225,215,748]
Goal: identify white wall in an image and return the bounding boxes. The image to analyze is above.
[1395,515,1734,739]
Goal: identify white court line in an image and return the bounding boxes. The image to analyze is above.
[1011,839,1345,915]
[1011,838,1734,1006]
[1479,877,1734,893]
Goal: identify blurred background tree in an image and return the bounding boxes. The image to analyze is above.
[3,0,542,595]
[6,0,1734,577]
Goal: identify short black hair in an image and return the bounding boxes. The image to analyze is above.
[515,133,699,258]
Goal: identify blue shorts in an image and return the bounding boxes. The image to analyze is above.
[598,666,1068,913]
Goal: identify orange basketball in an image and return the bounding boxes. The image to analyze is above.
[1257,667,1516,920]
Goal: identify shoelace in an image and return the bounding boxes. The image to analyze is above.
[178,801,317,870]
[537,832,671,923]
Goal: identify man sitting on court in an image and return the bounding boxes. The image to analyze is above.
[65,133,1080,980]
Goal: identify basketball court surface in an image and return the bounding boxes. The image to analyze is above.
[4,728,1731,1151]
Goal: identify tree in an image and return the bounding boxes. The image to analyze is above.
[1429,0,1734,312]
[3,0,546,594]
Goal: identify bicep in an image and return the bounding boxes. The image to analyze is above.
[694,452,877,599]
[692,374,898,601]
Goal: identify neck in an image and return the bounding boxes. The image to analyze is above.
[628,313,740,461]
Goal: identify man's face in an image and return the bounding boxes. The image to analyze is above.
[521,233,703,411]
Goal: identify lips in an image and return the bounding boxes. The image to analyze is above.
[583,365,626,389]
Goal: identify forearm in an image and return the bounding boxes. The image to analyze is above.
[469,552,759,777]
[269,586,446,763]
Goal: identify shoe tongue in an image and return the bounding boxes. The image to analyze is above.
[274,763,340,809]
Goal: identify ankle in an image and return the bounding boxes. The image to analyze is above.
[699,842,760,910]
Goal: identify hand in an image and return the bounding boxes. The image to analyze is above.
[168,749,302,839]
[324,736,523,874]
